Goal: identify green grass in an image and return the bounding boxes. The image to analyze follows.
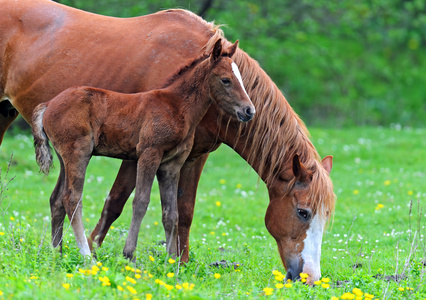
[0,127,425,299]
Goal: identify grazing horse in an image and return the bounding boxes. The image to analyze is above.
[0,0,335,284]
[31,40,254,258]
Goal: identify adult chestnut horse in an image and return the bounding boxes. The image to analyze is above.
[0,0,335,283]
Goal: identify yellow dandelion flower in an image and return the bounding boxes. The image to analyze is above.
[176,284,182,290]
[135,274,141,279]
[154,221,158,226]
[63,283,70,290]
[398,287,404,291]
[210,231,215,235]
[117,285,124,291]
[125,266,132,271]
[214,273,221,279]
[331,297,339,300]
[30,276,38,280]
[96,262,102,267]
[284,283,292,288]
[219,179,226,184]
[136,269,141,273]
[92,265,100,272]
[155,279,165,286]
[301,278,307,283]
[149,255,155,261]
[189,283,195,291]
[272,270,282,276]
[364,293,375,299]
[299,273,309,279]
[0,232,4,236]
[263,287,273,296]
[216,201,221,207]
[321,277,330,283]
[236,183,242,189]
[321,283,330,289]
[127,286,137,294]
[146,294,153,300]
[0,291,3,296]
[10,216,15,221]
[168,258,176,264]
[148,273,153,278]
[352,288,363,296]
[353,190,359,195]
[274,275,284,281]
[102,267,109,272]
[167,272,174,278]
[275,283,284,289]
[182,282,189,289]
[165,284,174,290]
[314,280,321,285]
[340,293,355,300]
[126,276,136,284]
[66,273,74,278]
[407,190,413,196]
[384,180,391,186]
[111,226,115,229]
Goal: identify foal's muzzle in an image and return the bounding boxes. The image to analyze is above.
[237,106,255,122]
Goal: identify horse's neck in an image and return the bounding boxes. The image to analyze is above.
[164,61,211,127]
[215,51,318,185]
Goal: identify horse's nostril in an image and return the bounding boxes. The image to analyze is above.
[245,107,255,118]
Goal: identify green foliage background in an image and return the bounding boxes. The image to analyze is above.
[56,0,426,127]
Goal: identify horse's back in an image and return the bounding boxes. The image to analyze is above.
[0,0,216,123]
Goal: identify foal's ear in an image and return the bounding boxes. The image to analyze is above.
[292,154,312,184]
[228,40,239,58]
[211,38,222,61]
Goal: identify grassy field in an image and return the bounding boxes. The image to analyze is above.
[0,126,425,299]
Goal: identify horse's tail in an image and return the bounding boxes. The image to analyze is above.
[32,103,53,175]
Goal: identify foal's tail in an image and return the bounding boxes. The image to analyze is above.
[32,103,53,175]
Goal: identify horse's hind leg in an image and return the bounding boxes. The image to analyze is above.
[88,160,137,250]
[177,153,209,261]
[50,156,67,251]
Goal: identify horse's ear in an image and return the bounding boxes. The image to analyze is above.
[211,38,222,61]
[292,154,311,184]
[321,155,333,175]
[228,40,239,58]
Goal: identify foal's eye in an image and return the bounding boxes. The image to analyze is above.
[221,78,231,85]
[297,209,311,221]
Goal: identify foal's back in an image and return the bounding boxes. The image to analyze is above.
[42,86,184,161]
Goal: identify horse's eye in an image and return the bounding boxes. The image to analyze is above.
[297,209,311,221]
[221,78,231,85]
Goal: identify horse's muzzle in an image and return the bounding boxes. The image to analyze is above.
[237,107,255,122]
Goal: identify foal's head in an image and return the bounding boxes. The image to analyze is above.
[206,39,255,122]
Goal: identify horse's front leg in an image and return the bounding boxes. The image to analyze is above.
[157,150,192,257]
[88,160,137,250]
[177,153,210,262]
[123,149,161,260]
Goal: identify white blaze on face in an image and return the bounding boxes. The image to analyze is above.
[301,212,325,281]
[231,62,251,100]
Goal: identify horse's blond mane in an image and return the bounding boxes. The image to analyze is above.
[231,49,336,218]
[176,9,335,219]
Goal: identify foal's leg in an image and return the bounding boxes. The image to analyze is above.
[60,146,92,257]
[88,160,137,249]
[177,153,209,262]
[123,149,161,260]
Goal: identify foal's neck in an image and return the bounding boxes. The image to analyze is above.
[164,59,212,126]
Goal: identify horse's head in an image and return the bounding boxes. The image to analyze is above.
[207,39,255,122]
[265,154,334,285]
